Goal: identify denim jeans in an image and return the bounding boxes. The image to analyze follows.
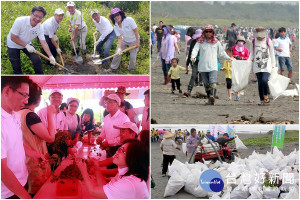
[71,26,87,51]
[96,30,116,63]
[278,56,293,71]
[187,61,199,92]
[256,72,270,101]
[201,71,218,91]
[7,46,43,74]
[161,59,171,77]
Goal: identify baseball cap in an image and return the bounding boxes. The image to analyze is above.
[67,1,75,7]
[103,94,121,106]
[113,122,138,134]
[54,8,64,15]
[91,9,99,16]
[49,89,63,96]
[67,97,80,105]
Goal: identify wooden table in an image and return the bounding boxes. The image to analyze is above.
[34,144,106,199]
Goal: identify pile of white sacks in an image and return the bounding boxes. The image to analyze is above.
[164,147,299,199]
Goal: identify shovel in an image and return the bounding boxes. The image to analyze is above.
[35,51,76,74]
[69,32,83,64]
[93,45,137,65]
[57,40,64,67]
[89,31,100,59]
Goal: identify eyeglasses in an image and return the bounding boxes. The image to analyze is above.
[10,87,30,100]
[118,147,126,154]
[105,100,117,104]
[32,13,44,20]
[204,30,213,33]
[112,13,120,18]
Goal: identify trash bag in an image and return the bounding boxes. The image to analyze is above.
[231,60,252,92]
[235,136,247,150]
[248,185,263,199]
[182,143,187,154]
[281,89,298,97]
[164,172,185,197]
[268,67,290,100]
[263,186,280,199]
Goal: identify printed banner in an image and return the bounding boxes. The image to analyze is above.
[272,125,286,149]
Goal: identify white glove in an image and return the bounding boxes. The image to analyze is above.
[25,44,36,53]
[94,40,100,46]
[49,56,56,65]
[116,48,122,55]
[53,35,59,42]
[56,48,62,54]
[191,57,196,63]
[227,57,234,62]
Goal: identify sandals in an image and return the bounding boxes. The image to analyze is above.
[264,96,270,103]
[258,101,265,106]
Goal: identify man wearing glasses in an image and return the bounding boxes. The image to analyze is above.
[7,6,56,74]
[37,89,68,131]
[98,94,130,168]
[1,76,32,198]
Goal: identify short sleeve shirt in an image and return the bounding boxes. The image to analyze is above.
[160,138,177,155]
[93,16,113,42]
[37,107,68,131]
[114,17,138,43]
[66,10,86,29]
[7,16,45,49]
[275,36,291,57]
[1,108,28,198]
[43,16,60,38]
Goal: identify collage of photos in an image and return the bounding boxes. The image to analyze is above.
[0,0,299,200]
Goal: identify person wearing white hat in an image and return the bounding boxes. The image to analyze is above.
[42,8,64,65]
[113,122,138,143]
[98,94,130,168]
[6,6,56,74]
[37,89,68,131]
[66,1,87,55]
[64,98,81,140]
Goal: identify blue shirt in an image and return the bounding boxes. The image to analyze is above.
[206,134,216,142]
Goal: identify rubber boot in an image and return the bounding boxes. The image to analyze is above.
[205,91,211,105]
[210,88,216,105]
[161,76,168,85]
[167,76,171,84]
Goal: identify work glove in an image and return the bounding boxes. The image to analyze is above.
[49,55,56,65]
[53,35,59,42]
[191,56,196,63]
[56,48,62,54]
[116,48,122,55]
[25,44,36,53]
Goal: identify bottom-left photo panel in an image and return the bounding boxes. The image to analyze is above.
[1,75,150,199]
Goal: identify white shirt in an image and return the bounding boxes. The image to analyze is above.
[274,36,291,57]
[66,10,86,30]
[65,112,81,136]
[7,16,45,49]
[37,107,68,131]
[43,16,60,38]
[273,38,279,56]
[1,108,28,198]
[100,109,130,146]
[103,167,149,199]
[93,16,113,42]
[160,138,177,155]
[114,17,138,43]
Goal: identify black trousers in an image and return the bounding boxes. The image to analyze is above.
[44,35,57,59]
[162,154,176,174]
[226,78,232,89]
[7,47,43,74]
[171,78,181,90]
[106,145,121,169]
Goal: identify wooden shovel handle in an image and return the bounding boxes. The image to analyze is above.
[57,40,64,66]
[102,45,138,62]
[35,51,64,69]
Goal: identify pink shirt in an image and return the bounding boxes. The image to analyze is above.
[232,45,249,60]
[100,109,130,146]
[103,167,149,199]
[37,107,68,131]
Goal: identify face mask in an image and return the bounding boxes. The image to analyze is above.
[237,41,244,47]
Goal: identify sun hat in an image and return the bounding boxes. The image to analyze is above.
[103,94,121,106]
[192,29,203,39]
[163,131,175,139]
[54,8,64,15]
[254,27,267,38]
[49,89,63,97]
[67,97,80,105]
[113,122,138,134]
[91,9,99,16]
[109,8,125,21]
[236,35,246,44]
[116,86,130,95]
[66,1,75,7]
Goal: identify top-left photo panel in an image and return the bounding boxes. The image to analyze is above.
[1,1,150,75]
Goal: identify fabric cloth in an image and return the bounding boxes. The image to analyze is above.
[37,107,68,131]
[226,27,237,43]
[44,35,58,61]
[17,109,51,194]
[191,40,230,72]
[186,135,201,153]
[187,62,199,92]
[7,47,43,74]
[160,138,177,155]
[159,33,175,64]
[232,45,249,60]
[7,16,45,49]
[93,16,114,42]
[114,17,138,43]
[168,65,186,79]
[100,109,130,146]
[103,167,149,199]
[201,71,218,87]
[155,27,164,41]
[1,108,28,198]
[43,16,60,39]
[275,36,291,57]
[226,78,232,89]
[66,9,86,30]
[65,112,81,139]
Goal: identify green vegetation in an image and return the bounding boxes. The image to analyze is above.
[239,130,299,147]
[151,1,298,27]
[1,1,150,74]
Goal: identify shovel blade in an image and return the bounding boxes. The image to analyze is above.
[89,54,100,59]
[92,59,102,65]
[72,55,83,64]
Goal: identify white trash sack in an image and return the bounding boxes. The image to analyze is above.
[164,172,185,197]
[234,135,247,150]
[268,67,290,100]
[231,60,252,92]
[263,186,280,199]
[182,143,187,154]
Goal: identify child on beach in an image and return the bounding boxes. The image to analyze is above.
[220,48,237,101]
[168,58,186,94]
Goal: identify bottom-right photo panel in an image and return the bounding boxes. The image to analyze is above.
[151,124,299,199]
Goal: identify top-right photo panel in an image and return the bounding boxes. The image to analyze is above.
[151,1,299,124]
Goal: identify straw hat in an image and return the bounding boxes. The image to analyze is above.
[236,35,246,44]
[163,131,175,139]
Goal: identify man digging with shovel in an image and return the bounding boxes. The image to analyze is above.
[7,6,56,74]
[91,9,116,68]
